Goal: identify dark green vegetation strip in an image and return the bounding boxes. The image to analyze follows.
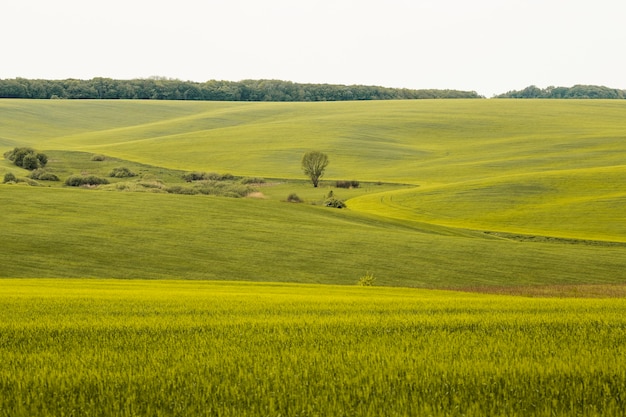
[0,78,481,100]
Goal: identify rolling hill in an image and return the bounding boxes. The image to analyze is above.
[1,99,625,287]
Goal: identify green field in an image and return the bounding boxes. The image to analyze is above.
[1,99,626,286]
[2,99,626,415]
[1,279,625,417]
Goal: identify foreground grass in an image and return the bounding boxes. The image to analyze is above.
[1,279,625,417]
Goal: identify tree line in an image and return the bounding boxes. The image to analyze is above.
[495,84,626,99]
[0,77,481,101]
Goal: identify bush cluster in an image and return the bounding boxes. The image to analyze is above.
[165,182,254,198]
[182,172,236,182]
[109,167,137,178]
[336,180,360,189]
[65,175,109,187]
[29,169,59,181]
[4,147,48,170]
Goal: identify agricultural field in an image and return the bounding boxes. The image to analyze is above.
[1,99,626,415]
[1,279,625,417]
[1,99,626,286]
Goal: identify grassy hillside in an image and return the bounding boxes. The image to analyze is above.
[1,186,625,287]
[350,165,626,242]
[1,99,625,286]
[3,99,625,182]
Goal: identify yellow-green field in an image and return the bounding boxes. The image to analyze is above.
[1,279,625,417]
[2,98,626,416]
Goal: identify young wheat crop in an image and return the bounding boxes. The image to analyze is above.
[1,279,624,416]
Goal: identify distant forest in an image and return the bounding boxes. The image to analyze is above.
[495,85,626,99]
[0,78,481,101]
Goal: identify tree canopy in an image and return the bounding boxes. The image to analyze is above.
[301,151,329,188]
[0,77,482,101]
[495,85,626,99]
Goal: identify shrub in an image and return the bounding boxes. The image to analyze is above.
[336,180,360,189]
[36,153,48,166]
[286,193,303,203]
[29,169,59,181]
[21,154,40,170]
[324,197,347,208]
[323,190,346,208]
[109,167,137,178]
[357,272,376,286]
[91,154,106,161]
[3,172,17,183]
[65,175,110,187]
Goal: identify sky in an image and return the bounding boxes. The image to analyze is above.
[2,0,625,97]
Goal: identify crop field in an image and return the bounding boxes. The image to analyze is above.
[1,279,625,417]
[1,99,626,415]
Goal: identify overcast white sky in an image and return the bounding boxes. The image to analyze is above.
[2,0,625,97]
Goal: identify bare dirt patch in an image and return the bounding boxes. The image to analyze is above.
[246,191,267,199]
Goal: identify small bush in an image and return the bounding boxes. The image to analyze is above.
[65,175,110,187]
[29,169,59,181]
[357,272,376,286]
[286,193,303,203]
[109,167,137,178]
[91,154,106,161]
[3,172,17,183]
[336,180,360,189]
[323,191,346,208]
[324,197,347,208]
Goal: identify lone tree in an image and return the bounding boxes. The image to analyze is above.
[301,151,329,187]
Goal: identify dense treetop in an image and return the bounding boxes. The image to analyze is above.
[495,84,626,99]
[0,77,481,101]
